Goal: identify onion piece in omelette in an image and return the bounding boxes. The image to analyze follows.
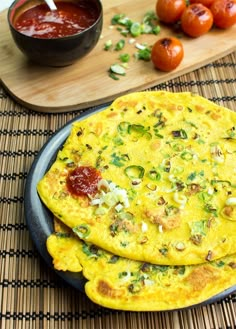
[38,91,236,266]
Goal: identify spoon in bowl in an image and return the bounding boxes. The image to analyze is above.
[44,0,57,10]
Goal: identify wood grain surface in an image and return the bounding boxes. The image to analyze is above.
[0,0,235,113]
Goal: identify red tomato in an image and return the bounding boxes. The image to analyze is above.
[156,0,186,24]
[181,4,214,37]
[189,0,215,8]
[210,0,236,28]
[151,37,184,72]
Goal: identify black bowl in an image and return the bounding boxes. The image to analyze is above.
[8,0,103,66]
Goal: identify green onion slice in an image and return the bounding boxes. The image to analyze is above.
[73,224,91,239]
[125,165,145,179]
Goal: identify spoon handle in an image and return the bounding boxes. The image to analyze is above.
[44,0,57,10]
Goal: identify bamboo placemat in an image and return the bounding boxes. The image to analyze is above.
[0,51,236,329]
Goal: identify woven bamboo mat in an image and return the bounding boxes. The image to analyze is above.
[0,51,236,329]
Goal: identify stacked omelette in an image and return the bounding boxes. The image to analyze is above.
[37,91,236,311]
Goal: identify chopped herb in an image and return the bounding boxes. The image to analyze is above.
[119,53,130,63]
[224,126,236,140]
[211,179,232,187]
[118,271,129,278]
[82,243,101,258]
[111,13,126,25]
[128,124,150,137]
[130,22,142,37]
[73,224,91,239]
[185,120,198,129]
[204,203,217,215]
[120,241,129,247]
[197,139,206,144]
[159,247,168,256]
[110,152,129,167]
[127,188,138,200]
[125,165,145,179]
[104,39,113,51]
[187,172,197,181]
[198,191,213,202]
[109,222,119,236]
[147,169,161,181]
[82,242,93,256]
[190,220,208,237]
[128,283,141,293]
[110,64,126,75]
[109,72,120,80]
[114,39,125,51]
[215,260,225,268]
[180,151,193,160]
[171,142,184,152]
[55,232,70,238]
[153,128,164,138]
[151,265,168,272]
[111,11,160,38]
[113,136,124,146]
[134,45,152,61]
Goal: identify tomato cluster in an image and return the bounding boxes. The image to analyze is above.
[151,0,235,72]
[156,0,236,36]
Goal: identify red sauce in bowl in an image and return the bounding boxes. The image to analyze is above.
[14,1,100,38]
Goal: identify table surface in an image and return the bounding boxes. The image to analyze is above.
[0,5,236,326]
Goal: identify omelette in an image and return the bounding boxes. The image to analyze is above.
[47,218,236,311]
[37,91,236,266]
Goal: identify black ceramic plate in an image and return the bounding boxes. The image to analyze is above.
[24,105,236,308]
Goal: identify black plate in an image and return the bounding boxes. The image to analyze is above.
[24,104,236,308]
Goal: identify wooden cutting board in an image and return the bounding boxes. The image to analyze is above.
[0,0,236,113]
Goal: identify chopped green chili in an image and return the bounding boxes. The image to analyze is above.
[73,224,91,239]
[125,165,145,179]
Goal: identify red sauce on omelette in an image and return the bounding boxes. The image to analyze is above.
[14,1,99,38]
[67,166,101,197]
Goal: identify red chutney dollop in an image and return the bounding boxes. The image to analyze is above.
[14,1,99,38]
[67,166,102,197]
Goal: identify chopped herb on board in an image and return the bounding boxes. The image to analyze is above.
[109,64,126,80]
[106,10,160,80]
[110,64,126,75]
[134,44,152,61]
[114,39,126,51]
[119,53,130,63]
[104,39,113,51]
[111,11,159,37]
